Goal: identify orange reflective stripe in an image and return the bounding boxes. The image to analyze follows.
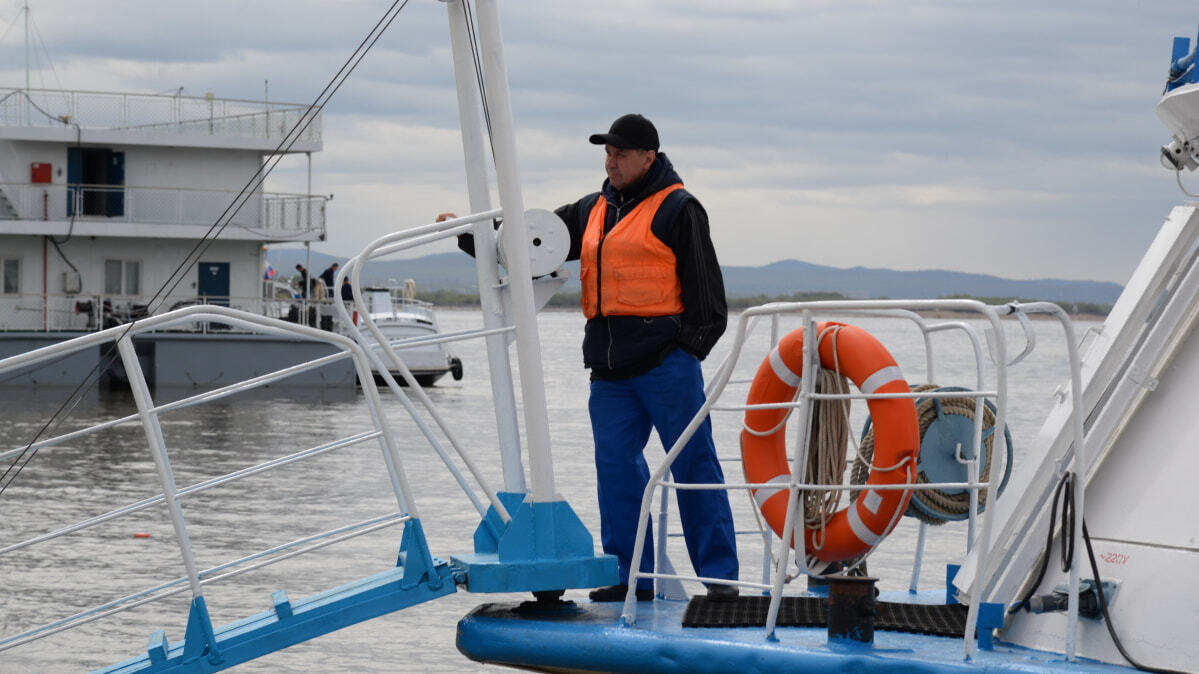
[581,184,685,318]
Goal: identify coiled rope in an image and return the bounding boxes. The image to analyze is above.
[804,370,851,536]
[852,385,1011,524]
[803,325,852,551]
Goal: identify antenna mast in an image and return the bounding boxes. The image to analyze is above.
[24,1,30,122]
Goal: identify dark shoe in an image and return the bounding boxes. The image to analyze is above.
[588,584,653,602]
[706,583,739,602]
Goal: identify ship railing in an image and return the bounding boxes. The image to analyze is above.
[0,181,327,234]
[0,305,425,657]
[0,291,326,333]
[0,87,320,142]
[329,207,524,525]
[376,294,437,324]
[622,299,1087,662]
[0,290,450,361]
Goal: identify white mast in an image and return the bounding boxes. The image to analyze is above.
[24,1,31,123]
[471,0,557,502]
[443,0,527,494]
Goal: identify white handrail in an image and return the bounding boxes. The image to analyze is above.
[335,209,513,525]
[616,298,1060,664]
[0,304,426,654]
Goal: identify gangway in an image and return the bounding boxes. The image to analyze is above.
[0,286,610,672]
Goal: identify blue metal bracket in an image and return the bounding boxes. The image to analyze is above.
[180,597,222,667]
[945,564,960,605]
[975,602,1005,650]
[100,517,456,673]
[397,518,443,590]
[451,495,618,593]
[942,566,1003,651]
[471,491,525,554]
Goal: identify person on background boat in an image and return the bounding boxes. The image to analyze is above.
[295,264,309,299]
[441,113,739,603]
[319,262,340,297]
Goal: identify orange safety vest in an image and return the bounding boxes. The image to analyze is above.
[581,183,686,318]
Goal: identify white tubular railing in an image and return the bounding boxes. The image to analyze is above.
[0,304,415,653]
[333,209,515,527]
[0,87,320,142]
[617,298,1084,663]
[0,292,340,333]
[0,182,327,234]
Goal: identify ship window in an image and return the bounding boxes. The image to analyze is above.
[1,258,18,295]
[104,259,140,296]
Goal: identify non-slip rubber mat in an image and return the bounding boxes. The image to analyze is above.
[682,595,968,637]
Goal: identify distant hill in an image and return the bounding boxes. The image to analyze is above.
[721,259,1122,304]
[267,249,1122,304]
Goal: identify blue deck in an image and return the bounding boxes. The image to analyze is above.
[456,592,1136,673]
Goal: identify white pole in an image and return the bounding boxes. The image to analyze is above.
[24,1,31,124]
[472,0,556,502]
[444,0,526,494]
[118,337,205,598]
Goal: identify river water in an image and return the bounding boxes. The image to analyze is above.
[0,308,1095,672]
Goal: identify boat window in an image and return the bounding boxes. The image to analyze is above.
[104,259,140,295]
[1,258,18,294]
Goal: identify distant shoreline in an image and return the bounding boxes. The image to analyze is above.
[439,303,1108,321]
[913,309,1106,321]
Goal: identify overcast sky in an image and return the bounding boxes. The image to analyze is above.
[2,1,1197,284]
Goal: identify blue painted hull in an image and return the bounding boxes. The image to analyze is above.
[457,595,1134,673]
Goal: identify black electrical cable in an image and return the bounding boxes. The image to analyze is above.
[50,121,82,248]
[1081,522,1184,674]
[1009,472,1073,613]
[48,120,83,277]
[1058,473,1074,573]
[1,0,411,500]
[1004,470,1183,673]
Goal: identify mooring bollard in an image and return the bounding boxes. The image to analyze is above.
[825,575,878,644]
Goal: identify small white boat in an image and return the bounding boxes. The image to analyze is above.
[351,282,463,386]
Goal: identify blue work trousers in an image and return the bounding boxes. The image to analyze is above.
[589,347,738,590]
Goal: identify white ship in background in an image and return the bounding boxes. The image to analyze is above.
[0,87,460,387]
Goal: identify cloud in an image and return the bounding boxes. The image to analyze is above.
[2,0,1194,283]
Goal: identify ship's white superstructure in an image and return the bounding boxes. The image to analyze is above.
[0,87,326,327]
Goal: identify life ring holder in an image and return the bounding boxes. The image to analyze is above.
[740,321,921,563]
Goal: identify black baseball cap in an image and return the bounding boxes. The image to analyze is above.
[589,113,659,151]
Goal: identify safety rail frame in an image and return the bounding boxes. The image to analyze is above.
[0,304,428,659]
[0,87,321,143]
[0,200,590,666]
[620,298,1088,663]
[0,182,327,234]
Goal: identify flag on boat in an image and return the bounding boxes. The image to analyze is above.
[264,263,276,280]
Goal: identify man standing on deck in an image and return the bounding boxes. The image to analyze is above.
[443,114,739,603]
[319,262,339,297]
[295,264,309,298]
[555,114,738,603]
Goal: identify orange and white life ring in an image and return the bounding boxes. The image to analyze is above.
[740,322,920,562]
